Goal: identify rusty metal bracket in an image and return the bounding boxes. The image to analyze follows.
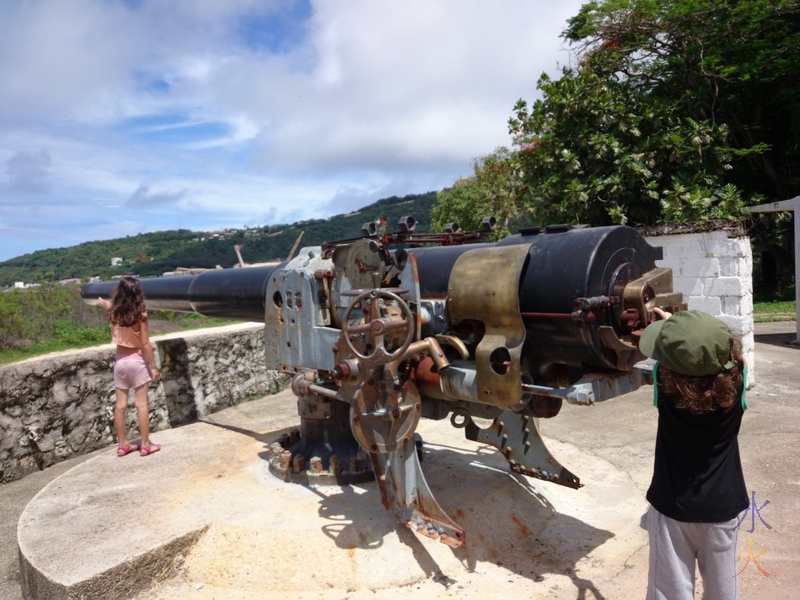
[521,363,653,406]
[350,376,422,454]
[371,436,466,547]
[465,410,582,489]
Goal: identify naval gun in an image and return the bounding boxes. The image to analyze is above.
[82,219,684,547]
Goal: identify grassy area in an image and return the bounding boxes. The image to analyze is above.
[0,314,238,366]
[753,300,797,323]
[0,322,110,365]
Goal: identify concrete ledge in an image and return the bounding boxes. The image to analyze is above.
[20,528,206,600]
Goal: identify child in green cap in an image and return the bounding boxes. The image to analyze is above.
[638,308,747,600]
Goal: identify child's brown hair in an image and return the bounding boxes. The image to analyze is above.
[657,337,744,414]
[108,277,147,328]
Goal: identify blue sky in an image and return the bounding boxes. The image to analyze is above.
[0,0,583,262]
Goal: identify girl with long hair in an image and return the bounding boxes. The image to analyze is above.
[97,277,161,457]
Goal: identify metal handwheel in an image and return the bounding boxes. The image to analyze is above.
[341,288,415,364]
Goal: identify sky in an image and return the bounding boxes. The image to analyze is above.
[0,0,584,261]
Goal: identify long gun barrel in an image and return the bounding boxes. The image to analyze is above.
[83,264,282,321]
[83,221,683,547]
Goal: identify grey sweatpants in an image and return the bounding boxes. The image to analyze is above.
[645,505,740,600]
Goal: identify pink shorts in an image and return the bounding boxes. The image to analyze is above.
[114,353,153,390]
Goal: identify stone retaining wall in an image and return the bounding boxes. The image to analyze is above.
[0,323,285,485]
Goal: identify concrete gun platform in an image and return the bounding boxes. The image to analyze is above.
[12,322,800,599]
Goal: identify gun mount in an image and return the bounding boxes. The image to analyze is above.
[83,219,684,547]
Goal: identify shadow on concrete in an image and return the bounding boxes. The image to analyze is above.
[753,331,800,349]
[306,441,613,599]
[195,413,614,599]
[196,418,276,445]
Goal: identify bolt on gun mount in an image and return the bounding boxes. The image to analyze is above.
[82,218,684,547]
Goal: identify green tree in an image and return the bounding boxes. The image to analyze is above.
[506,0,800,227]
[433,1,797,231]
[508,61,746,226]
[432,148,526,238]
[562,0,800,201]
[548,0,799,292]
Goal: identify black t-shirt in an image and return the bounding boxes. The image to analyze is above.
[646,364,748,522]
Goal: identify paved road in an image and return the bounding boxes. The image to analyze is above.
[2,321,798,599]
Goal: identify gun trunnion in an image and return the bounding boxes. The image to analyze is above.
[83,222,683,547]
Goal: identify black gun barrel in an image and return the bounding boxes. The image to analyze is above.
[409,225,663,371]
[81,264,283,322]
[81,226,664,371]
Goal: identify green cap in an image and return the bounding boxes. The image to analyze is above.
[639,310,735,376]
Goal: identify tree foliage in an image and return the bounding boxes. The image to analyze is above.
[432,148,527,239]
[431,0,800,232]
[508,63,746,226]
[562,0,800,202]
[503,0,800,227]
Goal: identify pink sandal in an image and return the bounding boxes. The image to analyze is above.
[140,443,161,457]
[117,443,140,457]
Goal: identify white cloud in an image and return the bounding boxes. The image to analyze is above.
[0,0,584,262]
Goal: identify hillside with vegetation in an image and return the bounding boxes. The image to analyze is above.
[0,281,236,364]
[0,192,437,287]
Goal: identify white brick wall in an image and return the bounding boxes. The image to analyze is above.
[644,230,756,386]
